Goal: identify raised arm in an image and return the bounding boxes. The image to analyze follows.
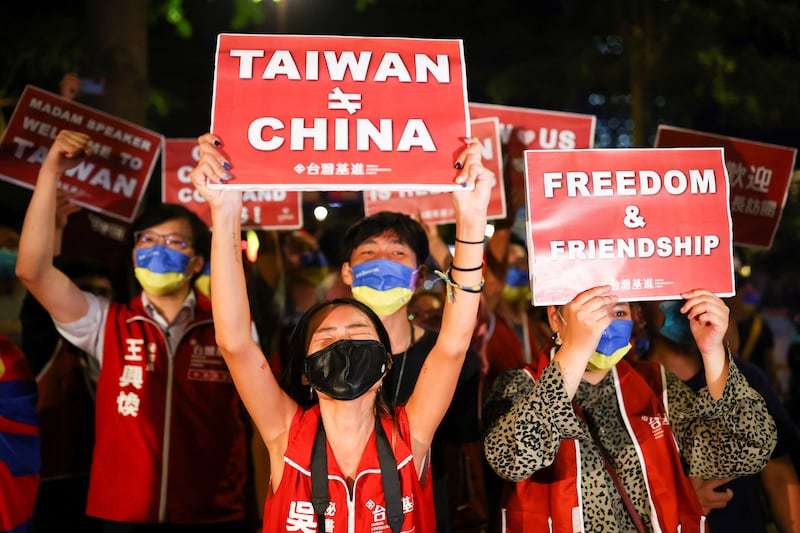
[16,130,90,323]
[406,139,491,449]
[681,288,730,400]
[190,134,297,454]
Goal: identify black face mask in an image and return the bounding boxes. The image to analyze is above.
[304,339,389,401]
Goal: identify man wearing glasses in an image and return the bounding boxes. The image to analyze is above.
[16,130,250,533]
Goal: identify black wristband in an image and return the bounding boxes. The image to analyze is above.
[455,237,484,245]
[450,263,484,272]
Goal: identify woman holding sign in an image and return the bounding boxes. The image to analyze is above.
[191,133,491,533]
[482,286,776,532]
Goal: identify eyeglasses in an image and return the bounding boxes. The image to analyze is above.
[133,231,192,251]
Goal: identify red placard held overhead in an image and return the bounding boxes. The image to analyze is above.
[469,103,596,193]
[525,148,735,305]
[211,34,470,191]
[162,139,302,230]
[0,86,161,222]
[655,125,797,249]
[362,116,506,224]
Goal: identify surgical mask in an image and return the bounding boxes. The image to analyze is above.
[304,339,389,400]
[586,319,633,371]
[297,250,329,286]
[0,248,17,280]
[350,259,418,316]
[740,289,761,314]
[659,300,694,345]
[501,266,532,303]
[134,245,192,296]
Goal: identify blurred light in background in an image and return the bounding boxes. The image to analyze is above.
[313,205,329,222]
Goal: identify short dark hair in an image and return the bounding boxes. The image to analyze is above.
[281,298,393,410]
[131,203,210,262]
[342,212,428,267]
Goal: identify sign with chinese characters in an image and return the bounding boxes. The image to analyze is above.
[161,139,302,230]
[362,116,506,224]
[655,125,797,249]
[211,34,470,191]
[525,148,735,305]
[0,85,162,222]
[469,102,596,194]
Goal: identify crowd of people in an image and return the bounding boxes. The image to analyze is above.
[0,124,798,533]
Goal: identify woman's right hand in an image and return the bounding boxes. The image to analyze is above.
[42,130,92,177]
[559,285,619,358]
[190,133,242,214]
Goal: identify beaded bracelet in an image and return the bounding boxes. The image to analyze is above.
[429,267,485,302]
[455,237,485,245]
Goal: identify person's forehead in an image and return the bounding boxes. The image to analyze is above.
[358,230,409,247]
[145,217,191,236]
[310,304,375,330]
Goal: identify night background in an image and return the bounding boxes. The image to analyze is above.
[1,0,799,304]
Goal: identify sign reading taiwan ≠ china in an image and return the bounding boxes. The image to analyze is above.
[525,148,735,305]
[211,34,470,191]
[362,117,506,224]
[0,85,161,222]
[469,103,596,194]
[162,139,302,230]
[655,125,797,249]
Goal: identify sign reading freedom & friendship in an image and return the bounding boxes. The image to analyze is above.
[211,34,470,191]
[525,148,735,305]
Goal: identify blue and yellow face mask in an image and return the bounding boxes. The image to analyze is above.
[586,319,633,371]
[194,261,211,298]
[350,259,418,317]
[501,266,532,303]
[134,245,193,296]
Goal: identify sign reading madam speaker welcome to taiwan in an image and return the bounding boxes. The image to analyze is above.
[162,139,303,230]
[525,148,735,305]
[655,125,797,249]
[211,34,470,191]
[0,85,161,222]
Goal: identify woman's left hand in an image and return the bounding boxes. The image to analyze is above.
[680,288,730,356]
[190,133,242,215]
[451,138,493,225]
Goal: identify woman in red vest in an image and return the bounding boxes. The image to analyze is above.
[483,286,776,533]
[191,133,491,533]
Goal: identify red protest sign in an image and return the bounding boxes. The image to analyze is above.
[655,125,797,249]
[469,103,596,194]
[162,139,302,230]
[0,85,161,222]
[362,116,506,224]
[211,34,470,191]
[525,148,735,305]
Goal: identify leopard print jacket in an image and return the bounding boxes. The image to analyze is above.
[482,356,776,532]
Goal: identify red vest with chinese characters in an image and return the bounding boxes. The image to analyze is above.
[87,293,247,524]
[502,351,708,533]
[264,405,436,533]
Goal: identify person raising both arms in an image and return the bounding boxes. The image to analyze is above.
[483,286,776,533]
[190,133,492,533]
